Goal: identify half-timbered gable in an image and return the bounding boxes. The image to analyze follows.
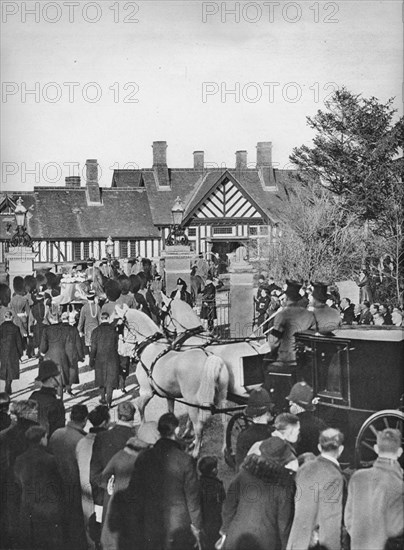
[0,141,296,266]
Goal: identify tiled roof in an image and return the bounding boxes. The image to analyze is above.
[112,170,144,188]
[120,167,297,226]
[0,188,159,240]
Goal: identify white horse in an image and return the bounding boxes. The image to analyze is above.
[116,305,229,457]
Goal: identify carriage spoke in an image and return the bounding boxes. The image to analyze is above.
[383,417,390,429]
[361,441,376,452]
[369,425,379,437]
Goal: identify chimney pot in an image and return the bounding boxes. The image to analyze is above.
[193,151,204,170]
[235,150,247,170]
[256,142,272,168]
[152,141,168,166]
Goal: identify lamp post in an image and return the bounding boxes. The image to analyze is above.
[10,197,32,247]
[165,197,188,246]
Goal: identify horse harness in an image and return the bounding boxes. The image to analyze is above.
[133,328,244,415]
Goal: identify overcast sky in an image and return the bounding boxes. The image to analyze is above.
[1,0,402,191]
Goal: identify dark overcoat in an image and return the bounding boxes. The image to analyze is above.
[48,422,88,550]
[101,438,150,550]
[0,320,23,380]
[30,300,45,349]
[39,323,70,384]
[90,322,120,388]
[63,323,84,384]
[222,454,296,550]
[14,445,65,550]
[295,411,327,456]
[90,424,137,507]
[29,386,66,437]
[0,418,39,549]
[124,437,203,550]
[235,423,274,471]
[200,474,226,550]
[200,283,217,320]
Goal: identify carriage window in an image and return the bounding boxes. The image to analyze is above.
[316,342,349,405]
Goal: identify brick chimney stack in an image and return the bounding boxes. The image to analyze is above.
[152,141,167,166]
[256,142,272,168]
[235,150,247,170]
[65,176,81,188]
[256,142,274,187]
[86,159,102,204]
[152,141,169,186]
[193,151,204,170]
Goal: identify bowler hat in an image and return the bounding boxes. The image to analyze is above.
[35,360,60,382]
[285,280,302,302]
[286,382,315,411]
[245,388,273,417]
[311,282,328,303]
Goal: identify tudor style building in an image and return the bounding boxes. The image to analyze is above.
[0,141,294,267]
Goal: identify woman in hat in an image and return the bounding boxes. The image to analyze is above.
[170,278,193,306]
[221,430,298,550]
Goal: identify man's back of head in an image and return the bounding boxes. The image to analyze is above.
[88,405,110,428]
[71,404,88,425]
[274,412,300,443]
[375,428,402,460]
[117,401,135,422]
[158,412,179,439]
[318,428,344,458]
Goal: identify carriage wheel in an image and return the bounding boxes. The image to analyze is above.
[224,412,251,469]
[355,410,404,468]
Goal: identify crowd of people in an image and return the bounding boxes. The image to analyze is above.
[254,275,404,330]
[0,255,224,400]
[0,263,403,550]
[0,384,402,550]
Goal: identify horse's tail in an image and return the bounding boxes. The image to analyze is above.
[196,354,229,408]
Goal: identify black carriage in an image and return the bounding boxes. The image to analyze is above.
[224,326,404,469]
